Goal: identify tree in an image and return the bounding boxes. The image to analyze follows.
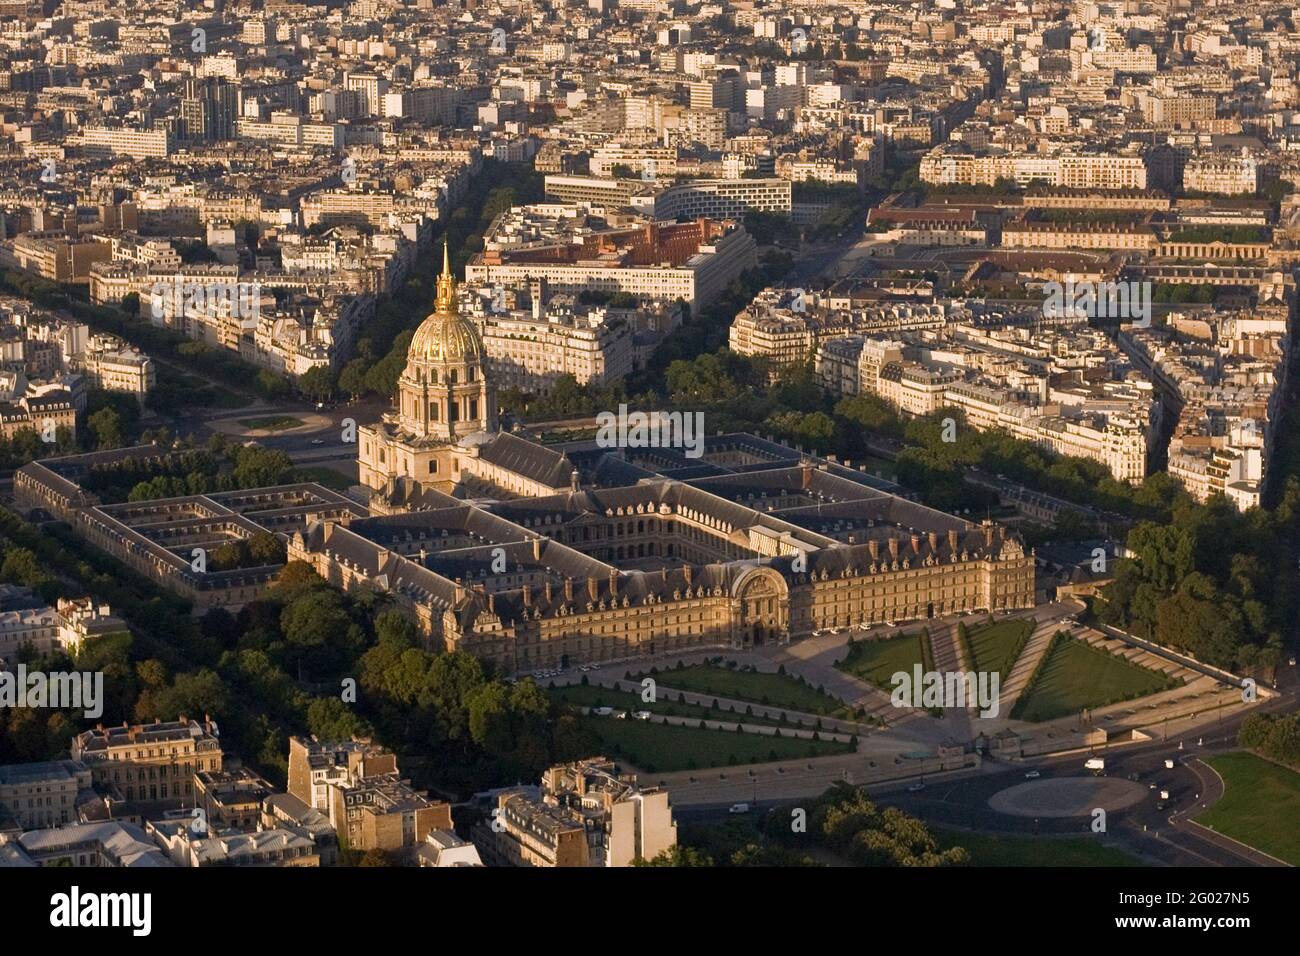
[634,845,715,866]
[298,366,338,403]
[0,547,50,589]
[247,531,286,566]
[87,407,124,450]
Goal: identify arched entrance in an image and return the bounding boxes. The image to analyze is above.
[733,568,789,647]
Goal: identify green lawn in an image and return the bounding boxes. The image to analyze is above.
[1011,635,1179,723]
[836,631,925,691]
[967,619,1033,681]
[291,466,353,491]
[634,663,850,718]
[1196,752,1300,865]
[550,683,797,729]
[934,829,1141,867]
[238,415,304,431]
[577,715,852,774]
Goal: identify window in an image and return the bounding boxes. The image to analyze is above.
[429,401,439,422]
[429,460,438,474]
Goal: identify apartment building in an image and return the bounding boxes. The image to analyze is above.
[0,592,125,661]
[0,759,93,830]
[474,758,677,867]
[70,718,223,812]
[286,736,452,854]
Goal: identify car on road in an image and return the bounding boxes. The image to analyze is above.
[728,803,751,814]
[906,782,925,792]
[633,711,652,721]
[310,438,325,445]
[591,707,615,717]
[1024,770,1041,779]
[1164,758,1175,769]
[1290,656,1297,666]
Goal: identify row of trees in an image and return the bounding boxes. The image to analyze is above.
[641,784,968,866]
[1238,713,1300,768]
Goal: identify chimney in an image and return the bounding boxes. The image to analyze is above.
[888,537,899,561]
[609,570,618,598]
[455,582,465,603]
[564,577,574,602]
[847,534,855,545]
[801,461,812,489]
[587,576,600,602]
[522,584,532,607]
[683,565,692,585]
[910,533,921,554]
[570,469,580,493]
[533,537,542,560]
[868,539,879,561]
[948,529,959,553]
[984,523,994,548]
[488,593,495,613]
[928,531,939,552]
[544,579,553,602]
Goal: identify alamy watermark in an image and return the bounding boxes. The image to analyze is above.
[0,665,103,719]
[595,404,704,459]
[891,665,1000,718]
[149,277,262,329]
[1042,279,1151,328]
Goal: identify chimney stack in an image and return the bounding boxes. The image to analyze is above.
[544,579,553,603]
[533,537,542,560]
[910,533,921,555]
[928,531,939,552]
[948,529,959,554]
[888,537,899,561]
[609,570,619,598]
[801,461,812,490]
[587,577,599,602]
[683,565,692,585]
[868,539,879,561]
[563,577,574,602]
[522,584,531,607]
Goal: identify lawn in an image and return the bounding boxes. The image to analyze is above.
[238,415,304,431]
[1196,752,1300,865]
[550,683,795,728]
[1011,635,1179,723]
[577,716,852,773]
[934,829,1141,867]
[835,631,925,691]
[291,466,353,491]
[633,663,850,718]
[966,618,1033,681]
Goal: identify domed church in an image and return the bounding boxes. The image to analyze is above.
[358,241,578,503]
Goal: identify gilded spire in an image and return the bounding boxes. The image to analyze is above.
[434,237,457,314]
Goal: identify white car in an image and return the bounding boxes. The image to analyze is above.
[633,711,652,721]
[1024,770,1041,779]
[906,782,925,792]
[728,803,751,814]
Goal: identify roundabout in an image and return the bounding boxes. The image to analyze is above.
[988,776,1148,818]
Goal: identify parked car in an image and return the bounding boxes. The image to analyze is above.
[906,782,925,792]
[633,711,652,721]
[728,803,751,814]
[1024,770,1041,779]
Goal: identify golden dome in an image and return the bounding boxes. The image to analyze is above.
[407,240,486,365]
